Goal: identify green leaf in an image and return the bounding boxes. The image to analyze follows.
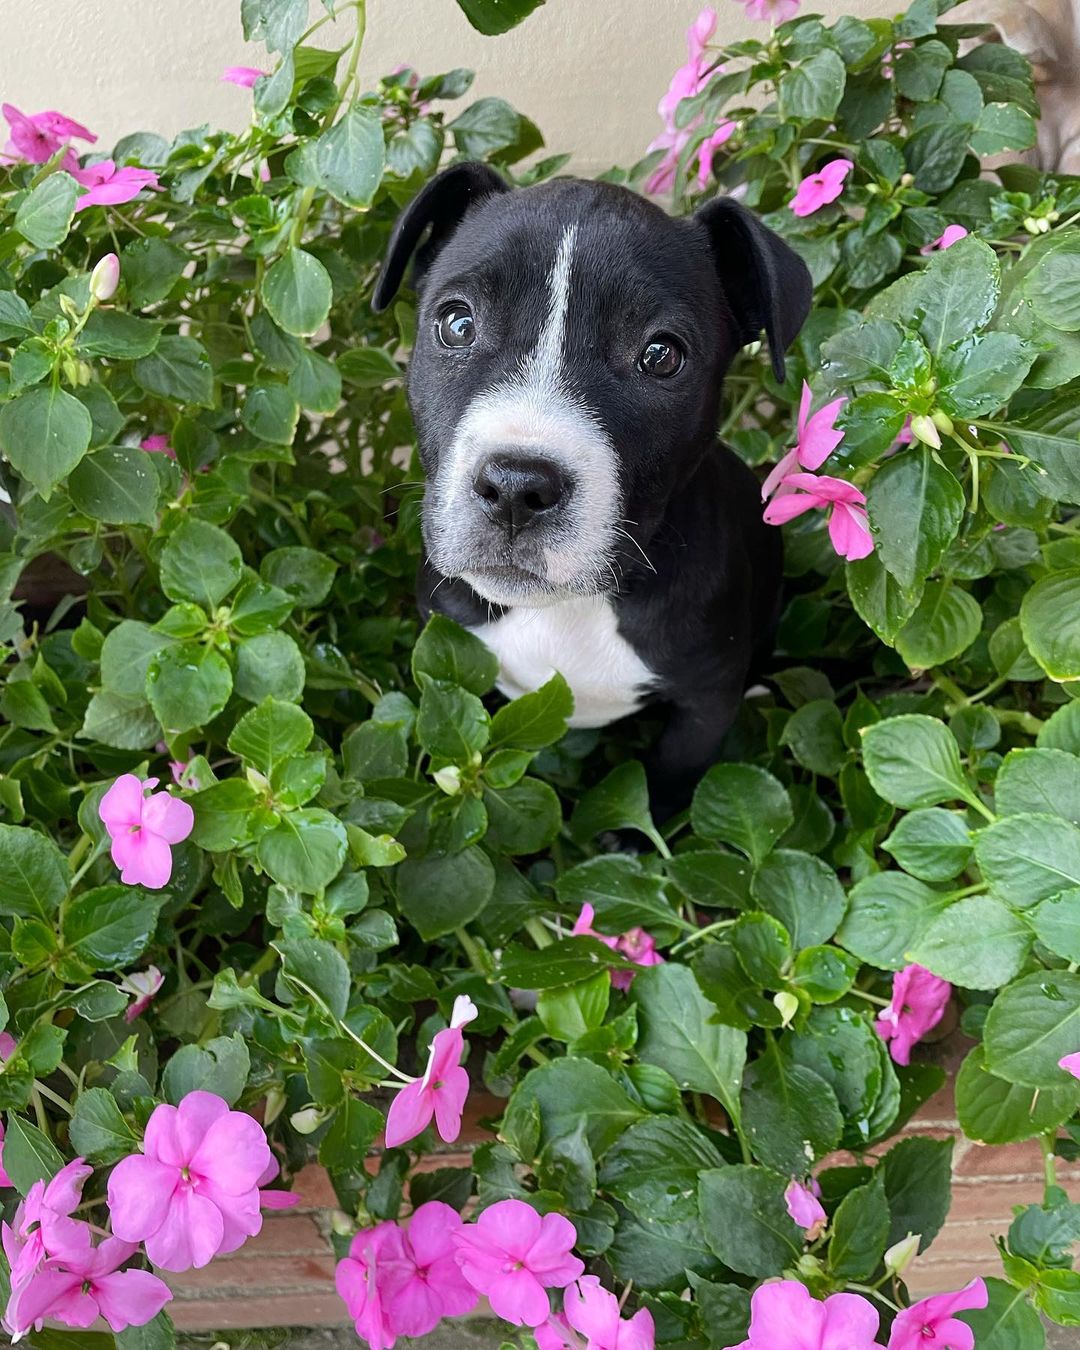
[261,546,337,606]
[483,778,561,855]
[787,1007,885,1148]
[276,935,351,1020]
[240,383,299,444]
[320,1094,383,1173]
[895,579,981,669]
[779,700,846,776]
[741,1056,842,1175]
[68,447,159,525]
[846,549,922,644]
[121,236,188,306]
[257,809,347,892]
[956,1045,1080,1144]
[971,102,1038,155]
[866,449,964,592]
[490,672,573,749]
[241,0,307,53]
[984,970,1080,1087]
[412,613,498,695]
[0,823,67,920]
[228,697,314,774]
[917,234,1001,357]
[159,519,242,609]
[959,1277,1046,1350]
[937,333,1035,418]
[881,1134,954,1252]
[883,808,972,882]
[147,642,232,735]
[99,620,172,700]
[537,971,609,1042]
[751,849,847,948]
[0,290,36,341]
[289,106,385,208]
[1,680,57,733]
[599,1116,722,1222]
[894,40,950,100]
[861,714,977,809]
[69,1087,140,1164]
[996,748,1080,826]
[498,936,634,990]
[454,0,544,34]
[2,1115,66,1195]
[633,964,746,1129]
[908,895,1031,989]
[692,764,792,865]
[78,311,163,360]
[161,1033,249,1106]
[133,335,214,407]
[262,247,333,337]
[570,760,663,847]
[448,98,521,157]
[779,48,847,121]
[62,885,160,968]
[0,385,92,497]
[698,1166,802,1278]
[1022,571,1080,681]
[417,681,490,762]
[396,846,495,940]
[505,1057,644,1157]
[15,172,78,248]
[1032,889,1080,962]
[235,631,306,703]
[829,1172,890,1279]
[974,813,1080,908]
[116,1310,176,1350]
[558,854,688,934]
[1024,236,1080,332]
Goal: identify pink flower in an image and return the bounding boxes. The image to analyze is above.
[697,121,736,189]
[731,1280,882,1350]
[99,773,194,890]
[72,160,160,211]
[2,1157,94,1306]
[140,433,176,460]
[762,382,847,502]
[647,9,722,196]
[645,127,692,195]
[572,905,663,991]
[257,1154,300,1211]
[90,253,120,302]
[336,1221,409,1350]
[874,964,951,1067]
[920,224,969,255]
[384,995,478,1149]
[537,1276,656,1350]
[222,66,267,88]
[2,1232,171,1340]
[785,1179,827,1240]
[118,966,164,1022]
[886,1279,987,1350]
[789,159,854,217]
[107,1090,272,1271]
[739,0,802,22]
[2,104,95,164]
[881,40,913,78]
[378,1202,478,1339]
[453,1198,584,1327]
[896,416,914,447]
[1059,1052,1080,1079]
[762,471,874,561]
[688,9,719,62]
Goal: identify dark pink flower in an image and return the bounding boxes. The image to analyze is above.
[107,1090,272,1271]
[886,1279,987,1350]
[731,1281,882,1350]
[336,1221,409,1350]
[384,995,477,1148]
[99,773,194,890]
[537,1276,656,1350]
[762,382,847,502]
[376,1202,478,1339]
[222,66,267,88]
[785,1179,827,1239]
[740,0,801,22]
[789,159,853,217]
[453,1198,584,1327]
[140,433,176,461]
[72,160,159,211]
[697,121,736,189]
[572,904,662,990]
[1059,1052,1080,1079]
[2,104,94,164]
[118,966,164,1022]
[762,471,873,561]
[920,224,968,255]
[874,964,951,1066]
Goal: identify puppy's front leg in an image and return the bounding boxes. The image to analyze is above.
[646,676,746,825]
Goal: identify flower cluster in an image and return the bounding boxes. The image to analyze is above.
[646,9,736,194]
[1,104,159,208]
[572,904,663,990]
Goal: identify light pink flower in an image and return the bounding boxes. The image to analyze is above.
[572,904,663,991]
[140,433,176,460]
[257,1154,300,1211]
[739,0,802,22]
[72,160,160,211]
[645,127,692,196]
[886,1279,987,1350]
[874,964,951,1066]
[384,995,478,1149]
[789,159,853,217]
[785,1179,827,1240]
[537,1276,656,1350]
[222,66,267,88]
[881,40,914,78]
[2,104,94,164]
[99,773,194,890]
[731,1280,882,1350]
[896,416,914,447]
[762,382,847,502]
[2,1157,94,1305]
[688,9,719,62]
[107,1090,272,1271]
[1059,1052,1080,1079]
[90,253,120,302]
[697,121,736,189]
[920,224,969,255]
[762,471,874,561]
[336,1221,409,1350]
[453,1198,584,1327]
[378,1202,478,1339]
[647,9,722,196]
[118,966,164,1022]
[0,1031,15,1189]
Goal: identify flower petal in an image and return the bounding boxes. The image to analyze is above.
[385,1081,435,1148]
[107,1155,178,1242]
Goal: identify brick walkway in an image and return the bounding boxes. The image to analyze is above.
[168,1072,1079,1333]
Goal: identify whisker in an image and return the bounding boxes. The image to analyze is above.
[613,524,656,574]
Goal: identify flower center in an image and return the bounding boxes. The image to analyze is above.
[502,1260,524,1273]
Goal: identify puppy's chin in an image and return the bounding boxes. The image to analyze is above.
[460,568,577,610]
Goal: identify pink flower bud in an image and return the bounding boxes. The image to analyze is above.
[89,253,120,301]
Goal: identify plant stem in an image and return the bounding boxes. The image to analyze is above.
[670,918,735,955]
[1039,1129,1058,1200]
[35,1081,73,1116]
[525,917,553,950]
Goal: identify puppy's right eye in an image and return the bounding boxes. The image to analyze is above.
[435,302,475,349]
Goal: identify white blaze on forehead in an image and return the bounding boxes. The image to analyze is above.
[527,222,579,394]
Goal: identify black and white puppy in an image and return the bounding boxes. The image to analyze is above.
[373,163,812,818]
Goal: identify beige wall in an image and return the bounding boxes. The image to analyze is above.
[3,1,892,176]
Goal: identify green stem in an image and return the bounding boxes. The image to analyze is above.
[456,926,488,975]
[35,1081,73,1116]
[850,987,890,1008]
[525,917,553,950]
[1039,1129,1057,1200]
[670,918,736,955]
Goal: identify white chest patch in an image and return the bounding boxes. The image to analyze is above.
[473,595,656,729]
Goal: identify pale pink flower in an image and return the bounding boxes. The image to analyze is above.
[378,1202,478,1339]
[107,1090,272,1271]
[762,382,847,502]
[384,995,477,1148]
[896,416,914,447]
[72,160,159,211]
[887,1279,987,1350]
[1059,1052,1080,1079]
[222,66,267,88]
[89,253,120,301]
[336,1221,409,1350]
[688,8,719,62]
[789,159,854,217]
[731,1280,882,1350]
[874,964,951,1066]
[118,966,164,1022]
[140,434,176,460]
[647,8,721,196]
[785,1178,827,1240]
[453,1198,584,1327]
[2,1157,94,1302]
[739,0,802,22]
[99,773,194,890]
[645,127,692,196]
[1,104,94,165]
[537,1276,656,1350]
[697,121,736,189]
[762,471,874,561]
[920,224,969,254]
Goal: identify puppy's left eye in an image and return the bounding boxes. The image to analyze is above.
[639,334,685,378]
[436,302,476,349]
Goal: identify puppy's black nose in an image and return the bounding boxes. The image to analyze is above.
[472,456,567,532]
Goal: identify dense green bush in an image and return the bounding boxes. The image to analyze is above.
[1,0,1079,1345]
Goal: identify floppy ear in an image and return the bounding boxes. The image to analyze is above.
[372,162,511,313]
[695,196,813,382]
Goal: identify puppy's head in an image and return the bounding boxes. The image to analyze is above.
[374,164,811,608]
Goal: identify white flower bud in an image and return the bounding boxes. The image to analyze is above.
[433,764,462,795]
[774,991,799,1026]
[909,414,941,449]
[289,1106,325,1134]
[885,1233,921,1275]
[90,252,120,301]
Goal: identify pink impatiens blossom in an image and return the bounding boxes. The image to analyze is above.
[739,0,802,23]
[762,471,874,561]
[118,966,164,1022]
[107,1089,272,1271]
[99,773,194,890]
[336,1221,408,1350]
[789,159,854,217]
[1059,1051,1080,1079]
[378,1202,478,1339]
[761,382,847,502]
[572,904,664,991]
[257,1154,301,1211]
[2,1156,94,1315]
[222,66,267,88]
[785,1178,827,1240]
[874,964,951,1066]
[731,1280,882,1350]
[141,434,176,460]
[920,224,969,255]
[72,160,160,211]
[646,9,721,196]
[697,121,737,189]
[384,994,478,1149]
[453,1198,584,1327]
[537,1275,656,1350]
[2,104,95,165]
[886,1279,987,1350]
